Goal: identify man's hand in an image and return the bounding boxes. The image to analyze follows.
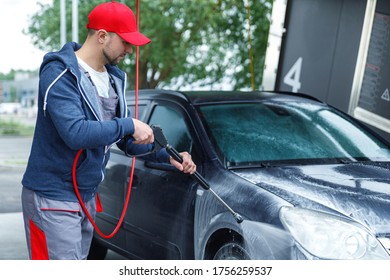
[169,152,197,174]
[132,118,154,144]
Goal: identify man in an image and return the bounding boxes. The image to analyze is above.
[21,1,196,260]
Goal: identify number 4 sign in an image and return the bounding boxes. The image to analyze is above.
[283,57,302,92]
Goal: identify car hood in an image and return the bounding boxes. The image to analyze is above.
[233,162,390,233]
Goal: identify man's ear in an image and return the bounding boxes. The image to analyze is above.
[96,29,109,44]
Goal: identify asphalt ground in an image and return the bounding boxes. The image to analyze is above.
[0,135,125,260]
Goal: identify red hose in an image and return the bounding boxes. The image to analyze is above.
[72,149,135,239]
[72,0,141,239]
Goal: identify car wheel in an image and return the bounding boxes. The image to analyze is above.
[213,242,251,260]
[87,237,108,260]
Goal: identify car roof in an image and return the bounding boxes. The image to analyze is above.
[129,89,323,106]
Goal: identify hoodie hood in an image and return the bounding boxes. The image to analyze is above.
[40,42,82,77]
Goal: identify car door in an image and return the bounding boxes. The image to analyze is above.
[123,101,200,259]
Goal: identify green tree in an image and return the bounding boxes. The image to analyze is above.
[26,0,272,90]
[0,71,15,81]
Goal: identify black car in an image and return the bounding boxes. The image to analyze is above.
[88,90,390,260]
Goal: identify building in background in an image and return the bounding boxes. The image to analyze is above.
[0,72,38,116]
[262,0,390,142]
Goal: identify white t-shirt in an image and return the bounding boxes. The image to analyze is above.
[77,57,110,98]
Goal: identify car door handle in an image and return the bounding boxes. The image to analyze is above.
[126,175,139,189]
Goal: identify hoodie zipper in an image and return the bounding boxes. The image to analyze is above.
[71,68,108,183]
[75,69,128,183]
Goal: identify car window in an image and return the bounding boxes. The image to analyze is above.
[148,105,192,153]
[127,103,148,121]
[199,101,390,167]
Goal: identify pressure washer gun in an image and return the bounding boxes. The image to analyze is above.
[151,125,243,224]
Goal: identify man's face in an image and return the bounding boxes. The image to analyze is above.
[102,32,133,66]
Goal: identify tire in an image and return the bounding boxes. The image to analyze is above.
[87,237,108,260]
[213,242,251,260]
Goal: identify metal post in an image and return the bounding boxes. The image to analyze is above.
[72,0,79,43]
[60,0,66,46]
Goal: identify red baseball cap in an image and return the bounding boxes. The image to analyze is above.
[86,1,151,46]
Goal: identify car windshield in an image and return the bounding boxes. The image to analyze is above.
[199,101,390,167]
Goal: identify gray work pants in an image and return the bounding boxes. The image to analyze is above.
[21,187,96,260]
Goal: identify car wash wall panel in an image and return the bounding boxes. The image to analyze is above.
[263,0,390,141]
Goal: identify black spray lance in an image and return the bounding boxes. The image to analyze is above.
[151,125,244,224]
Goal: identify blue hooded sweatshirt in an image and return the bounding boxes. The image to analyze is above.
[22,42,169,202]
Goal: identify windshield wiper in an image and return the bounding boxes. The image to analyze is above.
[227,161,285,169]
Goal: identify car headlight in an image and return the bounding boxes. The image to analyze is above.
[279,206,389,259]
